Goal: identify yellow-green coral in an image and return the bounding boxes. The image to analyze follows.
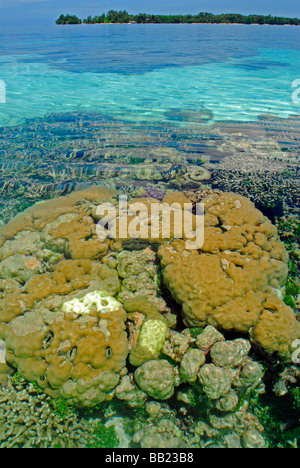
[122,296,169,366]
[138,319,168,356]
[129,318,169,367]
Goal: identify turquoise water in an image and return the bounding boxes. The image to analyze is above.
[0,22,300,450]
[0,24,300,126]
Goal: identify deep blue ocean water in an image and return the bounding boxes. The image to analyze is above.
[0,23,300,126]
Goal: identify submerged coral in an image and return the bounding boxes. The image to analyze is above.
[158,192,300,362]
[131,325,267,448]
[209,152,300,216]
[116,249,160,302]
[0,109,300,448]
[134,359,176,400]
[1,110,299,226]
[4,290,128,406]
[0,375,99,448]
[164,106,214,124]
[0,186,298,422]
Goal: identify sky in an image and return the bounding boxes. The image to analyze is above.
[0,0,299,26]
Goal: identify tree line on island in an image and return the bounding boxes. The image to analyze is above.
[56,10,300,25]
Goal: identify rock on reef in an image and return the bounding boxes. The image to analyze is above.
[134,360,175,400]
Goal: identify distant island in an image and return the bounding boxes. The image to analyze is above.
[56,10,300,25]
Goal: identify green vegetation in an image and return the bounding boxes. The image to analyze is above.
[248,389,300,448]
[189,327,205,339]
[52,397,74,419]
[56,14,82,25]
[277,217,300,309]
[291,387,300,411]
[11,372,23,384]
[87,421,119,448]
[284,275,300,308]
[56,11,300,25]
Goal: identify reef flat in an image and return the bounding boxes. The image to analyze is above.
[0,112,299,448]
[0,111,299,224]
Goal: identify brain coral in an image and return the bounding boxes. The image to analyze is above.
[158,192,300,362]
[4,291,128,407]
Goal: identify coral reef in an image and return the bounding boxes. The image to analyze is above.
[136,186,166,201]
[0,111,217,225]
[209,152,300,216]
[1,110,299,227]
[132,396,266,448]
[0,109,300,448]
[164,106,214,124]
[0,375,99,448]
[194,330,265,408]
[115,374,148,408]
[276,215,300,314]
[0,338,12,386]
[0,183,298,446]
[163,330,194,362]
[130,325,267,448]
[180,348,206,383]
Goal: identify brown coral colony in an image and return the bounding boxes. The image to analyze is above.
[0,185,299,408]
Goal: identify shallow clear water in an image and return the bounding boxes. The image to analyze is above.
[0,24,300,126]
[0,23,300,449]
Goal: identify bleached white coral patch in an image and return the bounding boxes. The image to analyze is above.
[62,290,122,316]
